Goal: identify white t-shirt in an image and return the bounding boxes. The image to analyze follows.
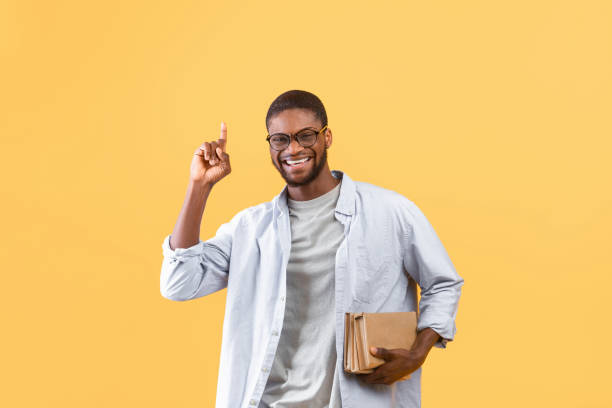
[260,180,344,408]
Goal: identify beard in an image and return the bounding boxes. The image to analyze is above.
[273,147,328,187]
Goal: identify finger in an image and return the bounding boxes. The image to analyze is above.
[361,358,404,383]
[203,142,211,160]
[216,146,227,162]
[197,142,207,155]
[218,121,227,152]
[362,369,388,384]
[365,364,407,384]
[370,346,392,361]
[363,370,398,385]
[217,148,230,169]
[360,361,388,383]
[371,362,410,384]
[209,141,219,165]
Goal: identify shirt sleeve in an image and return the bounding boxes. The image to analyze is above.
[160,210,243,301]
[400,199,464,349]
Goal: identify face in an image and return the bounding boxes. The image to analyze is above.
[267,108,331,187]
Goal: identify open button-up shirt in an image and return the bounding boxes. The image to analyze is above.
[160,170,464,408]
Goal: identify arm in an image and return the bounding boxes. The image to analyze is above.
[160,121,233,301]
[410,327,442,356]
[361,200,463,385]
[402,199,464,348]
[160,204,241,301]
[169,181,213,251]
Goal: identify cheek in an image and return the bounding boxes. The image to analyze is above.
[272,153,283,167]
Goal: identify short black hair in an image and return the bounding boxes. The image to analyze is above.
[265,90,328,131]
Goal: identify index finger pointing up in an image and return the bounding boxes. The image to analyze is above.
[218,121,227,152]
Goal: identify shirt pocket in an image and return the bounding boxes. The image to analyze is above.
[351,243,393,304]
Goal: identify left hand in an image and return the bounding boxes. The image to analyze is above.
[358,346,427,385]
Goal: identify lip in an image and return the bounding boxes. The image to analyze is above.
[282,156,312,171]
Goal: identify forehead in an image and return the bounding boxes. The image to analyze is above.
[268,108,321,134]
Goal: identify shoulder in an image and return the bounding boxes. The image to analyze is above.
[354,180,417,210]
[226,198,275,229]
[353,180,427,224]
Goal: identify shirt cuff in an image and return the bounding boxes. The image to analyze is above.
[434,337,450,349]
[162,234,205,262]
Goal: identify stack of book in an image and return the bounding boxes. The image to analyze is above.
[343,311,418,380]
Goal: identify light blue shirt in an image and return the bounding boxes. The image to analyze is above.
[160,170,464,408]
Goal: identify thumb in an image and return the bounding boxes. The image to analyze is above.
[370,346,392,360]
[216,146,229,162]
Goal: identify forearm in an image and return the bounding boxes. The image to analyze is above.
[169,181,213,250]
[409,327,441,358]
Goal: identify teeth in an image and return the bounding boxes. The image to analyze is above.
[286,157,309,165]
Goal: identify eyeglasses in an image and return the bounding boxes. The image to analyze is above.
[266,125,328,151]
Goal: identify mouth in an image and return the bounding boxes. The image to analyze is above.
[282,156,312,170]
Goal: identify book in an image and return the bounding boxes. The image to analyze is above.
[343,311,418,380]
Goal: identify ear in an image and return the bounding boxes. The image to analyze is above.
[324,127,332,148]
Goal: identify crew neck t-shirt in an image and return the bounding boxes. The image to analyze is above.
[260,181,344,408]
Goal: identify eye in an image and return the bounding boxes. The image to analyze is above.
[270,135,288,143]
[297,131,316,139]
[297,131,316,137]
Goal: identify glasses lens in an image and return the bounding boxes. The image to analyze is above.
[296,131,317,146]
[269,134,289,150]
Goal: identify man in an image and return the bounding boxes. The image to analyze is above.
[160,90,464,408]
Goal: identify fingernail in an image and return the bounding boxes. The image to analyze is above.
[370,347,377,353]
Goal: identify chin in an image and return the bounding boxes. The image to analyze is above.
[280,170,313,187]
[285,177,313,187]
[272,147,328,187]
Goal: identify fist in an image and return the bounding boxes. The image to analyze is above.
[191,121,231,186]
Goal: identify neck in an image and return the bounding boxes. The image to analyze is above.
[286,164,340,201]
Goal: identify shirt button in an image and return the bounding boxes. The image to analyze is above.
[262,367,269,372]
[272,330,279,336]
[280,296,285,301]
[249,399,257,405]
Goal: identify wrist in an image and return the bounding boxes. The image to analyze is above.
[397,347,428,375]
[407,346,429,362]
[188,179,214,194]
[409,327,441,358]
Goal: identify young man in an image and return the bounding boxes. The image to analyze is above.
[160,90,464,408]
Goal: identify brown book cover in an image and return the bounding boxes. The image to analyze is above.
[344,311,417,378]
[354,314,368,370]
[343,312,349,370]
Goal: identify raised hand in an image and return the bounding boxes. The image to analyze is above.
[190,121,231,186]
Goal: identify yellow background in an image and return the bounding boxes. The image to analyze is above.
[2,0,610,406]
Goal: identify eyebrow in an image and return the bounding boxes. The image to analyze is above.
[270,126,317,135]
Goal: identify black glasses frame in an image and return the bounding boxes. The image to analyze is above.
[265,125,328,151]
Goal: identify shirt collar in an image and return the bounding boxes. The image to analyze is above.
[273,169,356,219]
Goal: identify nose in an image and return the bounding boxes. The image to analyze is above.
[284,137,304,155]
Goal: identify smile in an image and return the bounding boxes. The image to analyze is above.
[283,157,311,168]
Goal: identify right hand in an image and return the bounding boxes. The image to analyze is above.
[191,121,231,186]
